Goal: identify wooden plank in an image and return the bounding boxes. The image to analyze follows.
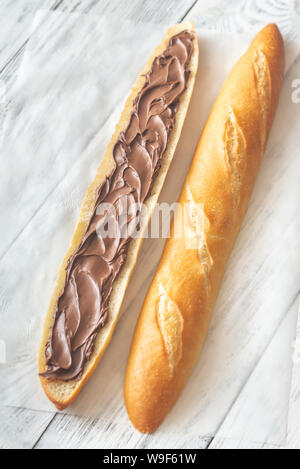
[34,413,211,449]
[0,0,62,71]
[186,0,300,38]
[207,298,299,449]
[0,407,54,449]
[287,296,300,449]
[208,437,280,450]
[0,1,64,157]
[0,0,198,92]
[58,0,198,23]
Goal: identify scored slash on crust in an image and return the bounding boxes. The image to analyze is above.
[185,186,213,295]
[253,49,272,151]
[224,107,247,210]
[156,283,183,376]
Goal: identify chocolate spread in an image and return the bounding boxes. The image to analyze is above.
[41,30,194,381]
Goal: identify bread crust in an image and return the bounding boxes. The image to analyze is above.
[38,22,199,410]
[124,24,285,434]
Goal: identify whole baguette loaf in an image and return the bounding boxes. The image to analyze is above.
[124,24,285,433]
[38,22,199,410]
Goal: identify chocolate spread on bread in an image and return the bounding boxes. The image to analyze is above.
[41,30,194,381]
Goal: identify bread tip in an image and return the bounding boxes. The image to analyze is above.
[124,386,160,434]
[256,22,284,44]
[125,412,158,435]
[40,376,70,411]
[185,20,195,30]
[166,20,195,36]
[250,22,285,76]
[264,22,281,31]
[55,402,68,411]
[124,404,165,434]
[131,421,156,435]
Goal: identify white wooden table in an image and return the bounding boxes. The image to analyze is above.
[0,0,299,449]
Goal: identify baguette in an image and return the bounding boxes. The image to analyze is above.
[124,24,285,433]
[38,22,199,410]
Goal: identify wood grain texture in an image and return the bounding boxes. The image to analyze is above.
[208,437,281,449]
[287,294,300,449]
[0,0,62,71]
[0,0,299,450]
[188,0,300,38]
[58,0,198,23]
[0,407,54,449]
[0,1,64,114]
[34,413,211,449]
[208,297,299,449]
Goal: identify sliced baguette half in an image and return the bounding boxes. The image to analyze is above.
[38,22,199,410]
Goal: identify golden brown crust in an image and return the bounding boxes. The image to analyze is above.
[38,22,199,410]
[124,24,285,434]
